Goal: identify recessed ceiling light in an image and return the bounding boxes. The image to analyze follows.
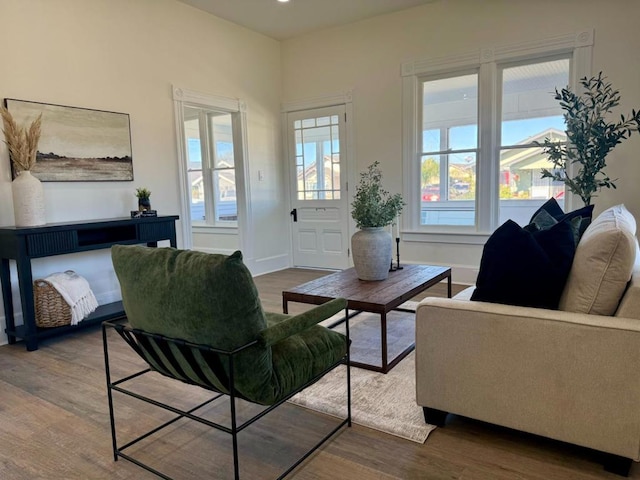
[277,0,290,3]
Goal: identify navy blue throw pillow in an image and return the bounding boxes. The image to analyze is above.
[471,219,576,309]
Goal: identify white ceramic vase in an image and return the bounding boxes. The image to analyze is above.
[12,170,46,227]
[351,227,392,281]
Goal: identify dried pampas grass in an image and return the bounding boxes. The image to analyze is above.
[0,106,42,172]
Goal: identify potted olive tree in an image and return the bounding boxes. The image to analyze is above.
[538,72,640,206]
[351,161,404,281]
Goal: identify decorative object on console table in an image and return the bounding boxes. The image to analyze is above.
[131,210,157,218]
[4,98,133,182]
[536,72,640,206]
[135,187,151,211]
[351,161,405,281]
[0,105,46,227]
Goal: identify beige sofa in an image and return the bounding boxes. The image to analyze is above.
[416,204,640,476]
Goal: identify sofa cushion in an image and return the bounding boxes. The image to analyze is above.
[471,218,576,309]
[559,204,637,315]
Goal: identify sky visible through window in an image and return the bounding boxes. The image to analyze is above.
[187,139,233,166]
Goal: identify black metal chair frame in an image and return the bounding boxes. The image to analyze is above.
[102,318,351,480]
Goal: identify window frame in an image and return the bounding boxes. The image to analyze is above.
[173,86,250,253]
[401,29,594,244]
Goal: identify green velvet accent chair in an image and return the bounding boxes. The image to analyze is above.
[103,245,351,479]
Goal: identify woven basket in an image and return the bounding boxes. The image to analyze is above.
[34,279,72,328]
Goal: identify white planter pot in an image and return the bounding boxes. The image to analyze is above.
[351,227,392,281]
[12,171,46,227]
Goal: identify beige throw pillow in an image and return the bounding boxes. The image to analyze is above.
[559,204,637,315]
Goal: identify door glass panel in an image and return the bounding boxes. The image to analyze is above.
[294,113,341,201]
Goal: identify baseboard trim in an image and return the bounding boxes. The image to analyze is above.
[249,254,290,276]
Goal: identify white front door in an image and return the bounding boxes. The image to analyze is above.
[287,106,350,269]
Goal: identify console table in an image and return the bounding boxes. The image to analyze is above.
[0,215,179,351]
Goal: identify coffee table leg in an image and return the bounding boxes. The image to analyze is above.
[381,311,388,373]
[448,273,452,298]
[283,296,289,314]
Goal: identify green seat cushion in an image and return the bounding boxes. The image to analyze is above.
[263,311,348,405]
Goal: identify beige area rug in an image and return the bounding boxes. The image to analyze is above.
[289,304,436,443]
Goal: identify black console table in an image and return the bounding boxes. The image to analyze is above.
[0,215,179,351]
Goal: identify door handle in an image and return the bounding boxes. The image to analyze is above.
[290,208,297,222]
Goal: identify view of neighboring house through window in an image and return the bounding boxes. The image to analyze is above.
[184,106,237,225]
[421,73,478,226]
[499,58,569,225]
[418,56,570,229]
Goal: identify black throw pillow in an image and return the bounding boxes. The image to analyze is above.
[529,197,565,223]
[471,219,576,309]
[529,197,594,242]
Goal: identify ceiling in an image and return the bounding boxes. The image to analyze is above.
[178,0,439,40]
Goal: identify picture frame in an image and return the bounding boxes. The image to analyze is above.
[4,98,134,182]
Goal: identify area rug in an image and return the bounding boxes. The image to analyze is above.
[289,306,436,443]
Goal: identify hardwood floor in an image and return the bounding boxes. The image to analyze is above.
[0,268,633,479]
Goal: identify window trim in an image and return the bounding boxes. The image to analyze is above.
[401,29,593,242]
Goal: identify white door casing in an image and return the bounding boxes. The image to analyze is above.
[286,105,350,270]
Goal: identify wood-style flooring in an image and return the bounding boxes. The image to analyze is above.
[0,268,634,479]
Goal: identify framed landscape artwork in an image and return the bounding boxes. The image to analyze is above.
[4,98,133,181]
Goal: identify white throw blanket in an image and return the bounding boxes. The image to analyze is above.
[45,271,98,326]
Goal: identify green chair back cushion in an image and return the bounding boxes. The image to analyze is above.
[111,245,347,406]
[111,245,266,348]
[111,245,273,400]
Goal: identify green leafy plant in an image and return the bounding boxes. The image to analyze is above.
[135,187,151,200]
[351,161,404,229]
[537,72,640,206]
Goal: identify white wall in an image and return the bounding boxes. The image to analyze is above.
[0,0,285,344]
[281,0,640,282]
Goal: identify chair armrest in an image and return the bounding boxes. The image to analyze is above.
[257,297,347,347]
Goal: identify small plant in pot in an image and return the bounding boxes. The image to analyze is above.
[537,72,640,206]
[135,187,152,211]
[351,161,405,281]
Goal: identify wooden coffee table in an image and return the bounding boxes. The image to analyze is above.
[282,264,451,373]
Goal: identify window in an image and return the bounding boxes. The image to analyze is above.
[498,59,569,226]
[184,107,238,225]
[420,73,478,227]
[402,30,593,238]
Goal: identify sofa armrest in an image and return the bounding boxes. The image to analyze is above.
[258,297,347,347]
[418,296,640,331]
[415,297,640,460]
